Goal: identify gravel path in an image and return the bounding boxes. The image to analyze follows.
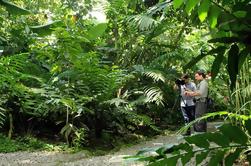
[0,122,222,166]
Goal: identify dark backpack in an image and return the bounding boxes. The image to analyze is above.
[207,97,215,112]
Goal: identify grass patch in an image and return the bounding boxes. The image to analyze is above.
[0,134,70,153]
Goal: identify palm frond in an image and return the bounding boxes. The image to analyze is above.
[146,0,172,16]
[127,14,158,31]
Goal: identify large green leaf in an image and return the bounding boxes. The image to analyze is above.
[173,0,184,9]
[30,20,63,36]
[86,23,107,40]
[207,132,230,147]
[227,44,239,90]
[198,0,210,22]
[0,0,31,15]
[185,0,200,14]
[219,124,248,144]
[208,5,221,28]
[161,143,192,154]
[211,48,225,81]
[185,134,210,148]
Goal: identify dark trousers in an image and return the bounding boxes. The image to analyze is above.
[194,101,207,132]
[181,106,195,134]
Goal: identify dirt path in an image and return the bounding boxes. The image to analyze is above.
[0,122,222,166]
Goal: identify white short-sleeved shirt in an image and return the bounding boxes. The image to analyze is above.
[180,82,196,107]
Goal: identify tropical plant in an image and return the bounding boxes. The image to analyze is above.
[127,120,251,165]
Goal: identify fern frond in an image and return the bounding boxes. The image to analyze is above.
[143,70,166,83]
[144,86,164,106]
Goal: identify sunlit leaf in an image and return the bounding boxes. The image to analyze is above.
[86,23,107,40]
[185,0,200,14]
[198,0,210,22]
[173,0,184,9]
[208,5,221,28]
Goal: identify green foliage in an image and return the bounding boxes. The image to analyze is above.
[128,122,251,165]
[0,134,66,152]
[171,0,251,90]
[30,20,63,36]
[0,0,31,15]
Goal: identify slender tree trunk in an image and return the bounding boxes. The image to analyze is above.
[8,112,13,139]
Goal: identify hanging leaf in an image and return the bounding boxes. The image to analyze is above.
[173,0,184,9]
[0,0,31,15]
[208,5,221,28]
[86,23,107,40]
[238,48,250,71]
[185,0,200,14]
[197,0,210,22]
[227,44,239,90]
[211,48,225,81]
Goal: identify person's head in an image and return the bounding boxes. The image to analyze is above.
[195,69,206,81]
[181,74,190,83]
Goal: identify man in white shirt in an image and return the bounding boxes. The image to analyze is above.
[177,74,196,135]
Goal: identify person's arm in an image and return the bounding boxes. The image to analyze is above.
[186,81,207,97]
[185,90,201,97]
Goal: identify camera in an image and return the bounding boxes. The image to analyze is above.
[175,79,185,86]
